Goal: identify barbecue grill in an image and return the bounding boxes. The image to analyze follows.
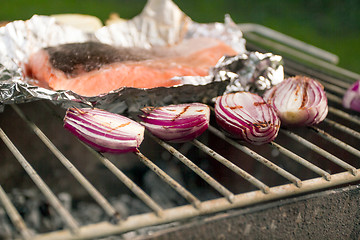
[0,24,359,240]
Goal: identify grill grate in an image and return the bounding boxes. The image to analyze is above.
[0,26,360,239]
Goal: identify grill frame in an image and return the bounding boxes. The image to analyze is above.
[0,25,359,240]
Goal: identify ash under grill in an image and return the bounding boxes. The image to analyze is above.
[0,25,360,240]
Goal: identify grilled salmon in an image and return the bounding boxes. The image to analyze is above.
[26,38,237,96]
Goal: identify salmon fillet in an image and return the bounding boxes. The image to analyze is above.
[26,38,237,96]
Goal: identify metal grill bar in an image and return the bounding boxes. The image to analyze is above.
[320,81,347,96]
[0,128,80,233]
[324,118,360,140]
[1,94,358,240]
[310,126,360,158]
[84,145,164,216]
[151,135,235,203]
[242,27,360,81]
[0,21,358,240]
[41,101,176,216]
[191,139,270,193]
[283,64,353,90]
[295,70,349,90]
[238,23,339,64]
[208,125,303,187]
[301,70,351,89]
[243,33,339,74]
[135,151,202,209]
[284,70,350,100]
[328,106,360,125]
[270,142,331,181]
[281,129,357,175]
[11,105,121,223]
[1,90,358,240]
[0,185,33,240]
[31,169,360,240]
[326,92,343,105]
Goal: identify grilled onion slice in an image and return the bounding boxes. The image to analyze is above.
[343,80,360,112]
[139,103,210,143]
[263,75,328,126]
[64,108,144,153]
[215,92,280,145]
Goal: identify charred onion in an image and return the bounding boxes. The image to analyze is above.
[64,108,144,153]
[215,92,280,145]
[139,103,210,143]
[263,75,328,126]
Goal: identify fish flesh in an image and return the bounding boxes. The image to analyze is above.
[26,38,237,96]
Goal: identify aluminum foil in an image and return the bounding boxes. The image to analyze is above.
[212,52,284,94]
[0,0,283,114]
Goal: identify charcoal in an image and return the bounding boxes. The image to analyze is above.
[0,146,214,238]
[72,201,104,225]
[143,166,187,208]
[110,194,150,217]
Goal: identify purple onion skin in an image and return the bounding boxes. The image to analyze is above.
[343,80,360,112]
[139,103,210,143]
[64,108,144,154]
[215,92,281,145]
[263,76,328,126]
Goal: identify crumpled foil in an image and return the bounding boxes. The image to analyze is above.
[0,0,283,114]
[212,52,284,94]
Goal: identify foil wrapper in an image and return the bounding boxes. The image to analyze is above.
[212,52,284,94]
[0,0,283,114]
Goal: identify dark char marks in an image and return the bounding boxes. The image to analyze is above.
[46,42,153,77]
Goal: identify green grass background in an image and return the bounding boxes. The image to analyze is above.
[1,0,359,74]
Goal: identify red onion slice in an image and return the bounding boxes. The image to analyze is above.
[64,108,144,153]
[343,80,360,112]
[263,75,328,126]
[215,92,280,145]
[139,103,210,143]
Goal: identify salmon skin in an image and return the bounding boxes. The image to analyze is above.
[26,38,237,96]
